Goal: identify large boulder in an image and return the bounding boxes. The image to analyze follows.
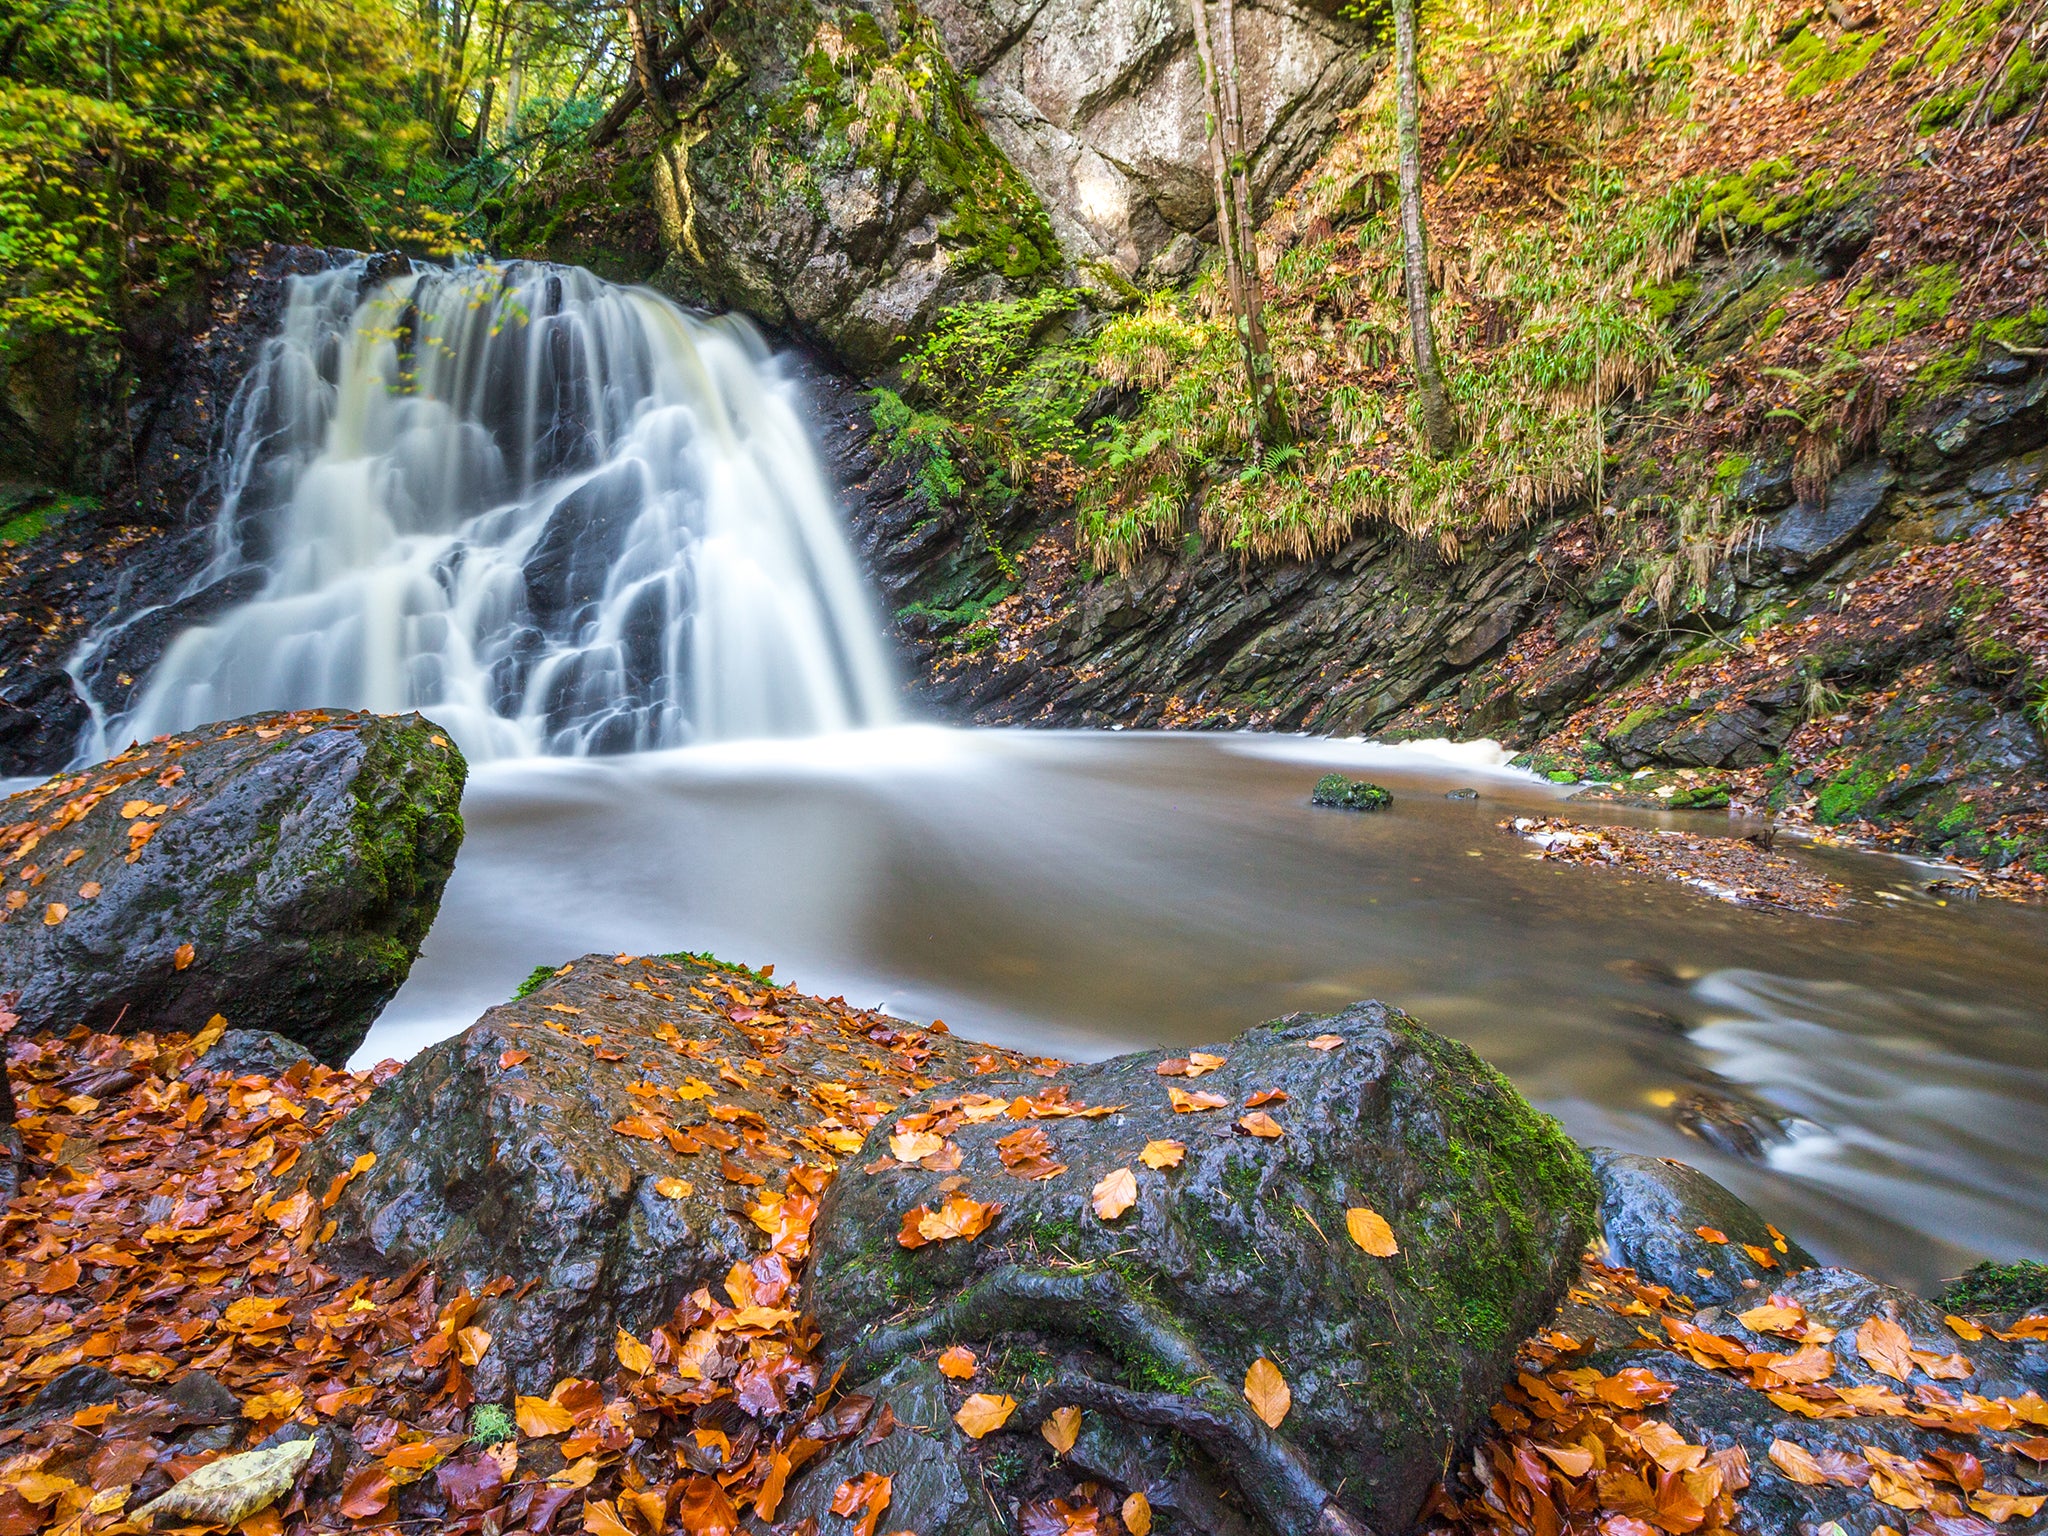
[0,708,464,1063]
[304,952,1043,1398]
[803,1002,1599,1535]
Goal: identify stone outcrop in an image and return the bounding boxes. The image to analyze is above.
[803,1001,1598,1534]
[0,708,465,1063]
[651,0,1372,371]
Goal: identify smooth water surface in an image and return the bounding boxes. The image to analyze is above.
[370,726,2048,1293]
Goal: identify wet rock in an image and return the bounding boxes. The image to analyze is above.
[1668,1086,1792,1162]
[195,1029,315,1080]
[307,952,1026,1398]
[1759,459,1897,574]
[1311,773,1392,810]
[0,709,465,1064]
[1590,1149,1817,1306]
[806,1002,1598,1534]
[1446,787,1480,800]
[1604,686,1802,770]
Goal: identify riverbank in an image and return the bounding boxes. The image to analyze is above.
[1,953,2042,1536]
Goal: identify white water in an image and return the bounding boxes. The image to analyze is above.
[73,261,896,760]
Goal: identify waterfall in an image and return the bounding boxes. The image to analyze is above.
[72,260,897,760]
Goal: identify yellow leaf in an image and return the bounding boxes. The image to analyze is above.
[134,1439,315,1527]
[1973,1491,2047,1522]
[456,1326,492,1366]
[616,1327,654,1376]
[174,942,197,970]
[1238,1111,1284,1138]
[889,1129,944,1162]
[1856,1316,1915,1382]
[1736,1302,1805,1334]
[1346,1207,1399,1257]
[582,1497,636,1536]
[1040,1406,1080,1455]
[517,1395,576,1436]
[654,1177,694,1198]
[1244,1358,1290,1428]
[549,1457,602,1490]
[1122,1492,1152,1536]
[953,1393,1016,1439]
[1184,1052,1226,1077]
[42,902,66,926]
[938,1345,977,1379]
[1139,1139,1185,1169]
[1168,1087,1227,1112]
[1767,1439,1827,1485]
[1945,1313,1985,1342]
[1091,1167,1137,1220]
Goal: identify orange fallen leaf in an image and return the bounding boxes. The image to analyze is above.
[1244,1358,1290,1428]
[1736,1302,1804,1334]
[516,1395,577,1436]
[1973,1492,2047,1522]
[1856,1316,1915,1382]
[1346,1207,1399,1257]
[1536,1443,1594,1477]
[1695,1226,1727,1244]
[1244,1089,1288,1108]
[1091,1167,1137,1220]
[1122,1491,1152,1536]
[172,941,195,969]
[889,1128,944,1162]
[499,1049,530,1069]
[1168,1087,1227,1112]
[1946,1314,1986,1342]
[42,902,65,926]
[1769,1439,1828,1485]
[1306,1034,1344,1050]
[654,1176,693,1198]
[77,881,100,898]
[938,1345,977,1379]
[1139,1139,1184,1169]
[1238,1111,1283,1138]
[1040,1406,1080,1455]
[35,1256,80,1294]
[954,1393,1016,1439]
[581,1498,636,1536]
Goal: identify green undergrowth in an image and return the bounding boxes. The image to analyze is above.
[1699,159,1870,240]
[661,949,781,988]
[1942,1260,2048,1314]
[511,964,559,1001]
[1780,24,1887,99]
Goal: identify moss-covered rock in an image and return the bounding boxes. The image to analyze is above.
[0,708,463,1063]
[1310,773,1392,810]
[804,1002,1597,1534]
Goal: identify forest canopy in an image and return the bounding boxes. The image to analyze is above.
[0,0,633,351]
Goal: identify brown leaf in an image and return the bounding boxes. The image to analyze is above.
[1237,1111,1283,1138]
[499,1049,531,1068]
[1091,1167,1137,1220]
[1856,1315,1915,1382]
[937,1345,977,1379]
[172,941,195,970]
[1244,1358,1290,1427]
[954,1393,1017,1439]
[1345,1207,1398,1257]
[1306,1034,1344,1050]
[1040,1406,1080,1455]
[1139,1139,1185,1169]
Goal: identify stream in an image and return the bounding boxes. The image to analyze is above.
[367,726,2048,1295]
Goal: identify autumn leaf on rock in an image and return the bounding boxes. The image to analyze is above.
[499,1048,530,1069]
[1346,1207,1399,1257]
[954,1393,1017,1439]
[1306,1034,1343,1050]
[1736,1301,1804,1334]
[1244,1358,1290,1428]
[938,1345,977,1379]
[1168,1087,1227,1112]
[1856,1315,1916,1382]
[1091,1167,1137,1220]
[1694,1226,1728,1244]
[615,1327,654,1376]
[1244,1088,1288,1107]
[900,1192,999,1247]
[516,1394,578,1436]
[1140,1139,1184,1169]
[1238,1111,1284,1138]
[830,1471,892,1536]
[654,1176,693,1198]
[889,1128,944,1162]
[1040,1406,1081,1454]
[996,1125,1067,1180]
[1767,1439,1829,1485]
[138,1439,316,1527]
[1122,1492,1153,1536]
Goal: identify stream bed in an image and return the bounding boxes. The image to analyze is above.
[370,726,2048,1294]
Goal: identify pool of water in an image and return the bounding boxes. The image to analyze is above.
[367,726,2048,1294]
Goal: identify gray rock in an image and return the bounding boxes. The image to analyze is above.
[1759,458,1896,575]
[1589,1148,1817,1306]
[0,709,465,1064]
[195,1029,315,1080]
[806,1002,1598,1534]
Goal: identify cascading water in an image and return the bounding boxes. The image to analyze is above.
[72,260,897,760]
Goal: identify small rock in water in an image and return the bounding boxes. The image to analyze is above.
[1312,773,1393,811]
[1445,787,1480,800]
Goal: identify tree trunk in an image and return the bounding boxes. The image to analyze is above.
[1214,0,1286,442]
[1393,0,1456,456]
[625,0,678,130]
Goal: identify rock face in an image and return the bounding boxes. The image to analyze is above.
[803,1002,1598,1535]
[1591,1150,1819,1308]
[660,0,1371,370]
[306,952,1038,1398]
[0,708,464,1063]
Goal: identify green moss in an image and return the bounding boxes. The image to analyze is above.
[1815,760,1889,824]
[0,492,91,545]
[1780,25,1886,98]
[1842,263,1960,352]
[512,964,558,1000]
[659,949,779,988]
[1699,158,1870,238]
[469,1404,516,1447]
[1942,1260,2048,1314]
[1311,774,1394,810]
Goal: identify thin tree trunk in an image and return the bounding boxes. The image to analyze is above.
[625,0,678,129]
[1214,0,1286,442]
[1393,0,1455,456]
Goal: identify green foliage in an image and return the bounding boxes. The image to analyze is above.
[660,950,779,988]
[0,493,91,545]
[511,963,558,1000]
[1699,159,1870,239]
[1841,264,1961,352]
[1780,24,1887,98]
[1942,1260,2048,1314]
[1311,774,1394,810]
[468,1404,516,1447]
[0,0,467,350]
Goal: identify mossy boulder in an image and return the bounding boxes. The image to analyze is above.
[0,709,464,1063]
[1310,773,1392,810]
[804,1002,1598,1535]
